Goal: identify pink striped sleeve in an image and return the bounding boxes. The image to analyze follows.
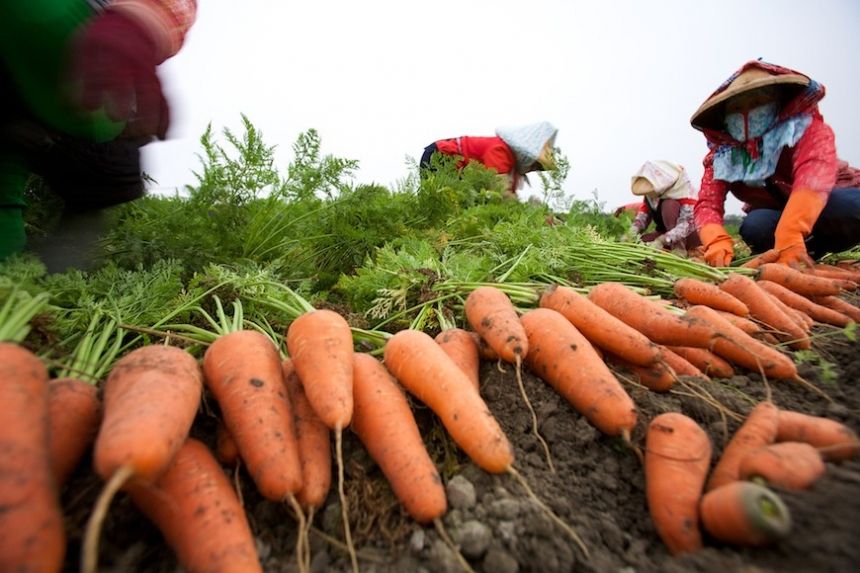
[111,0,197,62]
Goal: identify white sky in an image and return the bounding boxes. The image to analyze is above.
[143,0,860,215]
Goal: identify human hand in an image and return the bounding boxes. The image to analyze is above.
[650,235,667,250]
[700,223,734,267]
[775,243,816,269]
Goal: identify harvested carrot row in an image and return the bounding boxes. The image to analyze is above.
[719,274,809,348]
[699,481,791,546]
[674,278,750,317]
[352,353,447,523]
[757,263,843,297]
[540,284,664,367]
[0,343,66,573]
[738,442,826,490]
[667,346,735,379]
[775,410,859,462]
[706,401,778,492]
[645,413,712,555]
[661,347,708,380]
[811,295,860,323]
[127,438,262,573]
[606,353,676,392]
[521,309,638,436]
[48,377,101,486]
[435,328,480,392]
[756,281,852,327]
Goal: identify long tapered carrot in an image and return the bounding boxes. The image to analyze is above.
[204,330,303,500]
[645,413,712,555]
[810,263,860,284]
[757,263,843,296]
[673,278,750,317]
[719,274,809,348]
[384,329,514,473]
[465,286,528,363]
[740,248,780,269]
[661,347,708,380]
[48,377,101,486]
[521,309,637,436]
[127,438,262,573]
[606,353,676,392]
[775,410,859,462]
[352,353,447,523]
[761,289,813,333]
[738,442,826,490]
[435,328,480,392]
[0,343,66,573]
[667,346,734,379]
[699,482,791,546]
[588,282,720,348]
[756,281,852,327]
[810,295,860,323]
[540,284,664,367]
[706,401,779,491]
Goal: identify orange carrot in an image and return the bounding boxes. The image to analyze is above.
[719,274,809,348]
[470,332,500,361]
[699,481,791,546]
[775,410,859,462]
[667,346,735,379]
[606,353,676,392]
[757,281,853,327]
[204,330,303,500]
[757,263,843,297]
[713,310,762,336]
[540,284,664,367]
[384,329,514,473]
[645,413,712,555]
[673,278,750,317]
[706,401,778,491]
[465,286,528,363]
[48,377,101,486]
[215,419,240,467]
[588,282,720,348]
[127,438,262,573]
[352,353,447,523]
[811,295,860,323]
[740,248,780,269]
[0,343,66,573]
[661,347,709,380]
[811,263,860,283]
[738,442,826,490]
[435,328,480,391]
[521,309,637,436]
[760,289,813,337]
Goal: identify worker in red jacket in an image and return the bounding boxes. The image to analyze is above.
[0,0,197,269]
[692,60,860,268]
[421,122,558,197]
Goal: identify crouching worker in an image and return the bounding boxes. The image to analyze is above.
[420,121,558,198]
[691,60,860,268]
[0,0,197,270]
[625,160,701,253]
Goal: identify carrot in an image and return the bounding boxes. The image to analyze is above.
[667,346,735,379]
[811,295,860,323]
[587,282,720,348]
[718,274,809,348]
[215,419,240,467]
[661,347,708,380]
[699,481,791,546]
[740,248,780,269]
[464,286,528,363]
[811,263,860,283]
[760,290,813,338]
[706,401,778,491]
[757,263,843,296]
[470,332,500,361]
[521,309,637,436]
[673,278,750,317]
[204,330,303,500]
[645,413,712,555]
[540,284,664,367]
[384,329,514,473]
[713,310,762,336]
[48,377,101,486]
[435,328,480,392]
[775,410,859,461]
[738,442,826,490]
[756,281,853,327]
[0,343,66,573]
[352,353,447,523]
[127,438,262,573]
[606,353,676,392]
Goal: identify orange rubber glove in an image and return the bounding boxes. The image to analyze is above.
[699,223,734,267]
[774,188,827,269]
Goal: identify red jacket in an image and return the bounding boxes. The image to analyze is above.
[435,136,521,192]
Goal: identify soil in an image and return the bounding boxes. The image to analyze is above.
[60,324,860,573]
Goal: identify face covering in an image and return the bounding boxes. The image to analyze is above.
[724,101,780,142]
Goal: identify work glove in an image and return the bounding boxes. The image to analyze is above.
[70,10,169,139]
[773,188,826,269]
[700,223,734,267]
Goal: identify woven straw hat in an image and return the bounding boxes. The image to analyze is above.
[631,177,655,196]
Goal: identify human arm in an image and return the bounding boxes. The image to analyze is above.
[661,201,696,248]
[695,151,734,266]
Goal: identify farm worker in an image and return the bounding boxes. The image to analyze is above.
[420,121,559,197]
[0,0,197,268]
[624,160,701,252]
[691,59,860,268]
[613,201,643,218]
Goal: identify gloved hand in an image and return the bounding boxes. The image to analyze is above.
[70,10,169,139]
[775,242,816,269]
[774,187,826,269]
[700,223,734,267]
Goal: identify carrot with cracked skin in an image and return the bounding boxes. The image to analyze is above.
[673,278,750,317]
[811,295,860,323]
[127,438,262,573]
[645,413,712,555]
[757,281,852,327]
[699,482,791,546]
[707,401,779,491]
[757,263,843,296]
[738,442,826,490]
[435,328,480,391]
[384,329,514,473]
[521,309,638,435]
[48,377,101,486]
[587,282,720,348]
[352,353,447,523]
[775,410,859,462]
[719,274,809,349]
[0,343,66,573]
[204,330,303,500]
[606,353,676,392]
[667,346,734,379]
[540,284,664,367]
[465,286,528,363]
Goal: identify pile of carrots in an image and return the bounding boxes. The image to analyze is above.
[1,260,859,572]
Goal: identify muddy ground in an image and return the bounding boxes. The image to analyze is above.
[61,323,860,573]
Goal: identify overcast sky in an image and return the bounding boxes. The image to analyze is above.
[143,0,860,215]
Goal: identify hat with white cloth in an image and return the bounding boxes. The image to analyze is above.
[496,122,558,174]
[630,160,696,201]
